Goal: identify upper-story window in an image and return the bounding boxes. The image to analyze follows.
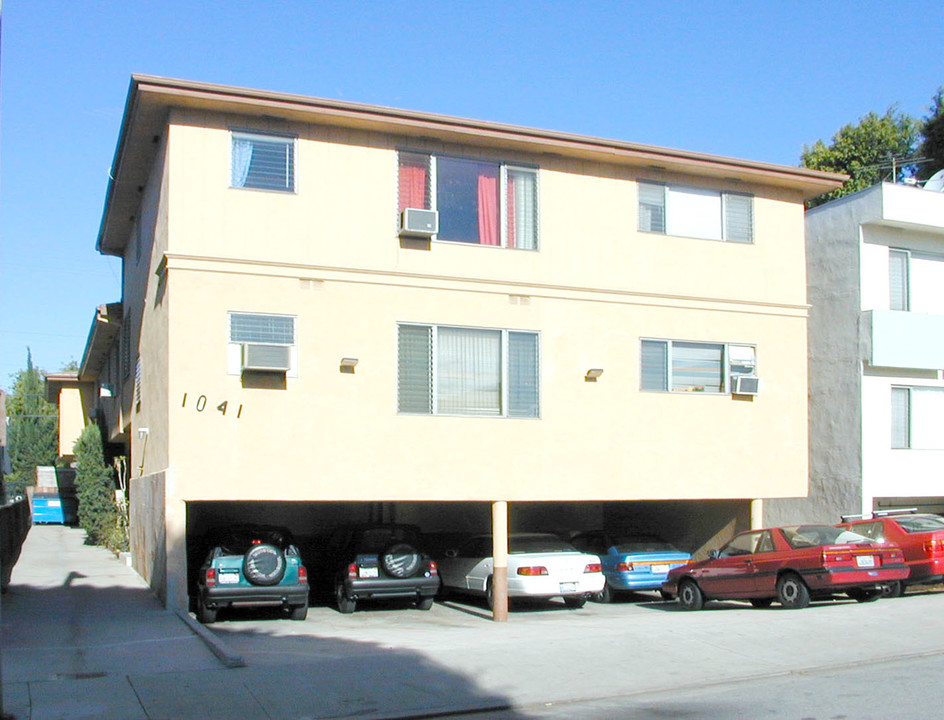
[640,339,756,394]
[231,131,296,192]
[638,181,753,243]
[228,312,297,376]
[398,152,538,249]
[398,323,540,417]
[889,248,944,312]
[892,385,944,449]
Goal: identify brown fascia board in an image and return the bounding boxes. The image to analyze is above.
[79,303,123,381]
[96,74,847,255]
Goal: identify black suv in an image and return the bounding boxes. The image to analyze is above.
[195,525,308,623]
[323,524,440,613]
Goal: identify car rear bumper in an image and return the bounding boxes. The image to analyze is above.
[907,558,944,583]
[201,584,309,608]
[507,574,604,598]
[802,565,909,592]
[344,575,440,600]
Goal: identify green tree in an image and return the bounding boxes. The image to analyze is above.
[73,424,121,547]
[5,350,59,498]
[917,87,944,181]
[801,107,919,207]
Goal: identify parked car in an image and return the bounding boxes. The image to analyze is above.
[195,524,308,624]
[437,533,604,609]
[662,524,908,610]
[837,510,944,596]
[570,531,692,602]
[321,524,440,613]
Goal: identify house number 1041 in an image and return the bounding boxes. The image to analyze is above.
[181,393,243,418]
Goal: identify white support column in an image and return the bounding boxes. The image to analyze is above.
[491,501,508,622]
[751,498,764,530]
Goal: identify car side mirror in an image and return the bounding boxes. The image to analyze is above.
[708,549,720,559]
[445,549,458,559]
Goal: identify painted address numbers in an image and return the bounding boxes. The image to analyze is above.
[181,393,243,418]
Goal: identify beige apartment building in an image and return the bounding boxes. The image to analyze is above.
[79,76,842,610]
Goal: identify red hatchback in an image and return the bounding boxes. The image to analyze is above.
[662,524,908,610]
[837,510,944,596]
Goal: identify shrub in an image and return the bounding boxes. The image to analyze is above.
[73,425,119,547]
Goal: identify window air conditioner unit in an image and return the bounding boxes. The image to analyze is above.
[732,376,760,395]
[241,343,291,372]
[399,208,439,237]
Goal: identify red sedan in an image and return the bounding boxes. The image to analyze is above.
[837,510,944,597]
[662,524,908,610]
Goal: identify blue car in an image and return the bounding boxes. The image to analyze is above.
[570,531,692,602]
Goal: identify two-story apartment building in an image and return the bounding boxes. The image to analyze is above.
[82,76,842,610]
[766,182,944,526]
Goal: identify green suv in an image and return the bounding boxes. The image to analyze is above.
[196,525,308,623]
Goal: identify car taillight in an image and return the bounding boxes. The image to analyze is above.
[297,566,308,584]
[347,562,358,579]
[822,550,853,564]
[925,539,944,556]
[517,566,548,576]
[205,568,217,587]
[584,563,602,573]
[616,562,632,572]
[428,560,438,576]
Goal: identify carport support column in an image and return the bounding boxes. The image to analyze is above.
[491,501,509,622]
[751,499,764,530]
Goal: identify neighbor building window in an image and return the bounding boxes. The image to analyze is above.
[227,312,297,375]
[638,181,753,243]
[231,131,295,192]
[398,152,538,249]
[891,386,944,449]
[397,323,539,417]
[641,339,756,394]
[888,248,944,313]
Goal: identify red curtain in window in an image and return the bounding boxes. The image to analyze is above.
[399,161,428,212]
[477,173,500,245]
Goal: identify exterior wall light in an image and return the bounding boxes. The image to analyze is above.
[585,368,604,382]
[340,358,359,374]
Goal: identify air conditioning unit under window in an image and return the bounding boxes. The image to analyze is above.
[241,343,291,372]
[399,208,439,237]
[732,375,760,395]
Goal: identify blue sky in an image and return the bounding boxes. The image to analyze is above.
[1,1,942,390]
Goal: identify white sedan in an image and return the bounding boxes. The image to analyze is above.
[438,533,605,609]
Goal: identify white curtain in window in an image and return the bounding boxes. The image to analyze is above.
[911,388,944,449]
[437,327,501,416]
[891,387,910,448]
[508,169,537,250]
[671,342,723,392]
[908,254,944,314]
[889,250,910,311]
[231,137,253,188]
[667,187,722,241]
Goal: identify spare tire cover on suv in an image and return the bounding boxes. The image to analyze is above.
[381,543,422,578]
[243,543,286,586]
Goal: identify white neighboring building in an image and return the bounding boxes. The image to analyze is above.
[766,181,944,526]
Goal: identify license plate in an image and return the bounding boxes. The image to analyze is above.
[359,566,379,579]
[218,572,240,584]
[856,555,876,568]
[650,565,669,574]
[560,582,578,593]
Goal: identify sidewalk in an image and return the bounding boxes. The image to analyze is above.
[4,525,944,719]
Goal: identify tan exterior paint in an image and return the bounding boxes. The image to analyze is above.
[87,77,843,608]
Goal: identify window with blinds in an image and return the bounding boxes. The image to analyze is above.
[397,323,540,417]
[637,181,753,243]
[228,312,297,376]
[892,386,944,449]
[231,131,295,192]
[641,339,756,394]
[397,152,538,250]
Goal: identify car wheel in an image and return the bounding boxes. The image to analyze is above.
[593,581,615,603]
[335,583,356,614]
[485,577,494,611]
[750,598,774,608]
[197,601,217,624]
[776,573,810,609]
[677,579,704,611]
[659,589,673,601]
[880,580,903,598]
[848,588,882,603]
[289,604,308,621]
[564,595,587,609]
[416,596,435,611]
[380,543,422,578]
[242,543,286,586]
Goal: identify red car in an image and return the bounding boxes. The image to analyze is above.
[662,524,908,610]
[837,510,944,597]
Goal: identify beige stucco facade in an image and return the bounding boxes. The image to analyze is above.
[85,76,843,608]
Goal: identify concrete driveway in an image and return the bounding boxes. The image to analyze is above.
[4,525,944,719]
